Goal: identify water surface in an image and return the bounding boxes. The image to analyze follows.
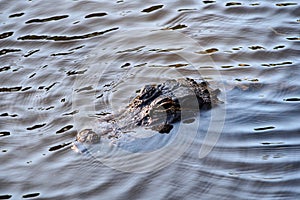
[0,0,300,199]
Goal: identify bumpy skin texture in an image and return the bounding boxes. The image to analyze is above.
[76,129,100,144]
[119,78,213,133]
[74,78,215,149]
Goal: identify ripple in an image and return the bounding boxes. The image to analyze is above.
[75,85,93,93]
[26,123,46,131]
[66,69,87,76]
[22,192,40,198]
[8,12,24,18]
[0,131,10,137]
[225,2,242,6]
[56,125,73,134]
[275,3,298,7]
[286,37,300,41]
[273,45,285,50]
[0,66,10,72]
[0,113,17,117]
[221,65,234,69]
[0,32,13,40]
[23,49,39,57]
[120,63,131,68]
[202,1,216,4]
[44,82,58,91]
[254,126,276,131]
[0,49,21,56]
[162,24,187,30]
[51,52,73,56]
[238,63,250,67]
[148,63,189,68]
[48,142,72,152]
[25,15,69,24]
[284,97,300,102]
[196,48,219,54]
[17,27,119,41]
[116,46,145,53]
[261,61,293,67]
[248,45,265,50]
[62,110,79,116]
[85,12,107,18]
[0,86,22,92]
[141,5,164,13]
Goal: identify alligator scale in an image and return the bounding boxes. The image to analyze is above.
[72,78,218,153]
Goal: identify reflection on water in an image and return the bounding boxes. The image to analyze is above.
[0,0,300,199]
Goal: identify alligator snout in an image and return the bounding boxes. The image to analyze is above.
[76,129,100,144]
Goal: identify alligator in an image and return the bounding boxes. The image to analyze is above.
[72,77,219,153]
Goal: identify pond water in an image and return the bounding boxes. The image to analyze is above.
[0,0,299,199]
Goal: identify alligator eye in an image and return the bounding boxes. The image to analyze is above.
[200,81,207,87]
[203,89,209,94]
[160,101,173,109]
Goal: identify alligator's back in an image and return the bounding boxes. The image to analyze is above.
[115,78,214,133]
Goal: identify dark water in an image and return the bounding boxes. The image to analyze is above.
[1,0,300,199]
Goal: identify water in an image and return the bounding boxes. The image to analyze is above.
[1,0,299,199]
